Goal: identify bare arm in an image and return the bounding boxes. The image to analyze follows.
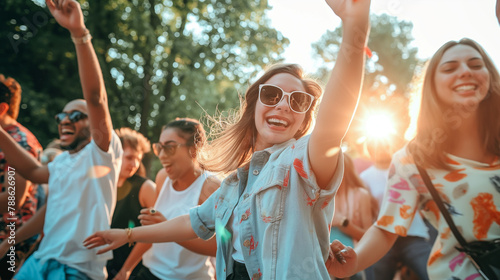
[0,204,46,259]
[112,243,152,280]
[0,174,29,211]
[497,0,500,25]
[328,225,398,278]
[46,0,113,151]
[310,0,370,188]
[177,176,220,256]
[84,214,198,255]
[0,129,48,184]
[138,179,157,208]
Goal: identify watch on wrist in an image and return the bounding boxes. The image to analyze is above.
[341,217,349,227]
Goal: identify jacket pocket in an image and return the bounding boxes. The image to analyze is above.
[256,165,289,223]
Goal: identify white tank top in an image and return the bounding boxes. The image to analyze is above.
[142,171,215,280]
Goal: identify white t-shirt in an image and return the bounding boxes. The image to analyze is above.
[34,133,123,280]
[142,171,215,280]
[361,165,429,239]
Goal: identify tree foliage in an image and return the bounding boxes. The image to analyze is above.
[312,13,421,150]
[1,0,289,174]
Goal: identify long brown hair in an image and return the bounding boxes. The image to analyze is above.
[201,64,322,173]
[408,38,500,169]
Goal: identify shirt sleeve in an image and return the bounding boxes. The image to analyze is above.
[189,187,219,240]
[375,148,420,237]
[290,135,344,206]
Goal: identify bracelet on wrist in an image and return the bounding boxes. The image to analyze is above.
[126,227,135,247]
[71,29,92,45]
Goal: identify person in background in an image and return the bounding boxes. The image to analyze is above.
[0,0,123,278]
[329,38,500,280]
[360,138,433,280]
[84,0,371,279]
[114,118,219,280]
[330,154,378,280]
[107,127,156,279]
[0,74,43,280]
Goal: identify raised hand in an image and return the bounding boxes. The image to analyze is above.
[83,229,128,255]
[325,0,370,23]
[45,0,86,36]
[139,208,167,226]
[325,240,358,278]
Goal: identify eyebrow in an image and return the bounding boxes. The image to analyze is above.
[440,57,483,66]
[160,140,178,145]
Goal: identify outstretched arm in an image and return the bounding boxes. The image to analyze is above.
[84,214,198,255]
[46,0,113,151]
[327,225,397,278]
[309,0,370,188]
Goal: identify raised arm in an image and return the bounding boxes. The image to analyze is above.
[46,0,113,151]
[309,0,370,188]
[0,128,48,184]
[497,0,500,25]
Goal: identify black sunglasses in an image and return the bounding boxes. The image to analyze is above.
[55,111,88,124]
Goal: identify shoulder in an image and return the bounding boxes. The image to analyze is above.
[154,168,168,196]
[139,178,157,207]
[199,175,221,204]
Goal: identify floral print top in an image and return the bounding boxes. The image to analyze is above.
[376,147,500,280]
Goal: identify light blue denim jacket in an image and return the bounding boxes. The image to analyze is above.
[190,135,344,280]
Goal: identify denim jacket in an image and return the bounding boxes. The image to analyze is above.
[190,135,344,280]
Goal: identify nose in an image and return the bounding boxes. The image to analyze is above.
[275,95,290,112]
[59,114,71,125]
[458,64,472,78]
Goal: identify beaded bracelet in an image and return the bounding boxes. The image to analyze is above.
[71,29,92,45]
[126,227,135,247]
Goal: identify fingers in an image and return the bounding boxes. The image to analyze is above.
[139,208,166,225]
[140,208,156,215]
[83,235,105,249]
[96,244,114,255]
[45,0,56,12]
[330,239,353,264]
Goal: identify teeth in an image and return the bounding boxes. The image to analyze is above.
[267,118,289,127]
[455,85,476,91]
[61,128,74,134]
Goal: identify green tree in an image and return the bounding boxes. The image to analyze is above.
[312,13,421,150]
[1,0,289,175]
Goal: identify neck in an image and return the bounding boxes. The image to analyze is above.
[172,166,202,191]
[67,138,91,154]
[445,113,494,163]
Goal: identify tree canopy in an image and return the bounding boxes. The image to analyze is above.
[312,13,421,153]
[1,0,289,175]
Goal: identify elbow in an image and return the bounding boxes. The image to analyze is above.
[86,90,108,107]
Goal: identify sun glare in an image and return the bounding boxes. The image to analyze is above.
[362,111,397,140]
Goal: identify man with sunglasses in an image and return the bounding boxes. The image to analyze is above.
[0,0,123,279]
[0,75,43,280]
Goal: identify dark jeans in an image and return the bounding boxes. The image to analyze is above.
[134,265,161,280]
[226,261,250,280]
[372,236,432,280]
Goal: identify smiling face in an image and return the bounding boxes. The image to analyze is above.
[156,127,195,181]
[254,73,307,150]
[434,44,490,109]
[58,99,91,153]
